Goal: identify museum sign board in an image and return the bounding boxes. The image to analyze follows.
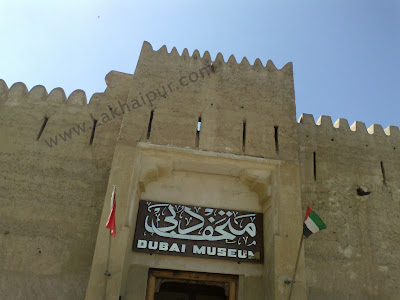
[132,200,264,263]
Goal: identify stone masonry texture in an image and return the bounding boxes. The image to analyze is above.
[0,41,399,299]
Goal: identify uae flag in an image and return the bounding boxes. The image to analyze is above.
[303,205,326,238]
[105,185,116,237]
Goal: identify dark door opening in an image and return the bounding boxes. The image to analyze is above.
[155,281,226,300]
[146,269,237,300]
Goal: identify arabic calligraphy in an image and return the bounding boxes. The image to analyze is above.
[143,201,257,246]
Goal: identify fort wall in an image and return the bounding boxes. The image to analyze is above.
[86,42,305,300]
[1,41,399,299]
[118,41,297,162]
[0,74,132,298]
[298,114,400,299]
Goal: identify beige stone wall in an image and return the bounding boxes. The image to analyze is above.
[0,42,305,300]
[85,42,306,300]
[3,41,398,300]
[0,72,132,299]
[119,42,297,162]
[298,114,400,299]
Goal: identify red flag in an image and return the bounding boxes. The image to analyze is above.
[303,205,312,224]
[105,186,116,237]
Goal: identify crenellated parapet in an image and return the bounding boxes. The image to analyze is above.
[139,41,292,72]
[0,41,292,110]
[0,72,135,153]
[298,113,400,140]
[4,41,398,158]
[116,41,298,160]
[0,81,92,110]
[297,112,399,186]
[130,41,295,101]
[0,80,92,106]
[0,70,133,108]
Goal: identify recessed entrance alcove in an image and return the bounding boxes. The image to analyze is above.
[121,142,281,299]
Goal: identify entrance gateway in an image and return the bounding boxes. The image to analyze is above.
[133,200,262,299]
[84,43,308,300]
[146,269,237,300]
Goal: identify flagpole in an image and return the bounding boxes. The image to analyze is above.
[288,233,304,300]
[104,232,112,276]
[104,185,116,277]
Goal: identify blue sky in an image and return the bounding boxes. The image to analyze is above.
[1,0,399,128]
